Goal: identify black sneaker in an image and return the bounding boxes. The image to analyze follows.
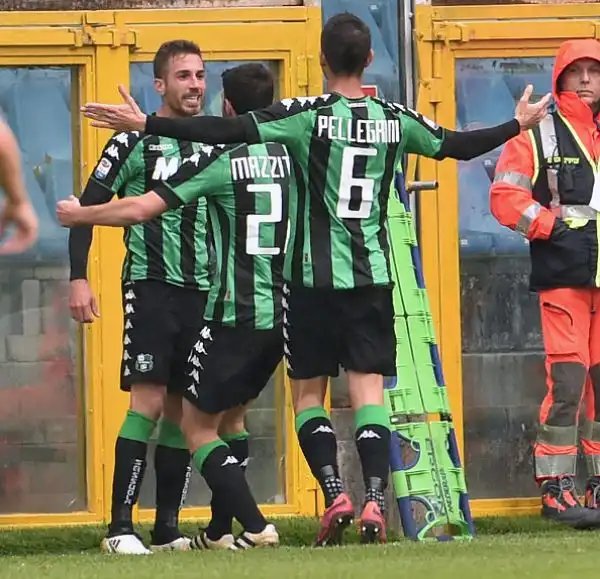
[541,476,598,529]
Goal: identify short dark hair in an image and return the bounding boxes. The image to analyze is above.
[153,40,203,79]
[221,63,274,114]
[321,12,371,76]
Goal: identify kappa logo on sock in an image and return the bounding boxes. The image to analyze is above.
[312,425,334,435]
[357,429,381,440]
[240,457,249,468]
[221,455,239,467]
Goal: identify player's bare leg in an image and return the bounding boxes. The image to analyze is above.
[102,384,165,555]
[347,371,389,544]
[181,399,278,550]
[149,392,193,552]
[292,377,355,547]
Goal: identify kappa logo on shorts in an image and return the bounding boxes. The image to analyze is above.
[200,326,213,341]
[135,353,154,373]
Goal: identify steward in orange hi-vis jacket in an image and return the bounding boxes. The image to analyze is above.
[491,39,600,529]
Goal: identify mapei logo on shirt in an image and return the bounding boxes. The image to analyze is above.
[149,143,174,152]
[94,157,112,180]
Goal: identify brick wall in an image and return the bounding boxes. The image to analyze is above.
[0,263,82,514]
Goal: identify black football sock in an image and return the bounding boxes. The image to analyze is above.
[296,406,344,508]
[354,405,391,512]
[108,410,156,536]
[205,431,250,541]
[151,419,191,545]
[193,439,266,534]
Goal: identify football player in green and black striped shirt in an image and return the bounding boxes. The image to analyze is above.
[80,12,551,546]
[68,40,213,555]
[60,63,284,551]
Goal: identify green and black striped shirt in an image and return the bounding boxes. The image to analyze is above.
[143,92,520,291]
[247,94,444,289]
[154,142,291,330]
[85,130,211,290]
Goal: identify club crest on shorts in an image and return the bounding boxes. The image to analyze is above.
[135,353,154,373]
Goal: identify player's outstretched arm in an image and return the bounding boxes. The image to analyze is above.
[442,84,551,159]
[403,84,551,161]
[57,192,167,228]
[81,84,252,144]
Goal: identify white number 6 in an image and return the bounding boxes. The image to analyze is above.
[336,146,377,219]
[246,183,283,256]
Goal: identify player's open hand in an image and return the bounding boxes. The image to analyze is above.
[514,84,552,131]
[0,200,39,255]
[81,84,147,132]
[69,279,100,323]
[56,195,82,227]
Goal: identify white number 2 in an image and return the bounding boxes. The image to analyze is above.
[336,146,377,219]
[246,183,284,256]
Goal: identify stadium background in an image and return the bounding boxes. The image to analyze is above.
[0,0,595,533]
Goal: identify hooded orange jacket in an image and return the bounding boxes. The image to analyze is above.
[491,39,600,244]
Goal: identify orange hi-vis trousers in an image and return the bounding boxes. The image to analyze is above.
[535,287,600,481]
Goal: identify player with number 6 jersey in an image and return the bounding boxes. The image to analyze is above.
[79,12,551,547]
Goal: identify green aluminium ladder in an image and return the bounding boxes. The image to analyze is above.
[383,173,475,542]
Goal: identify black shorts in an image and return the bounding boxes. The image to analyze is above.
[183,321,283,415]
[282,284,396,380]
[120,280,208,393]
